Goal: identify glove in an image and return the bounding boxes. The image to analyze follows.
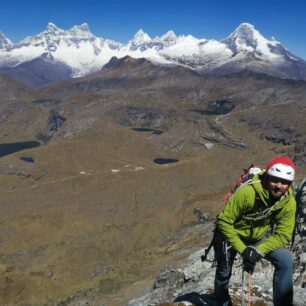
[241,246,263,274]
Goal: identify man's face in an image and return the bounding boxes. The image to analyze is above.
[267,175,291,199]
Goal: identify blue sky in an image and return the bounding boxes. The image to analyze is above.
[1,0,306,59]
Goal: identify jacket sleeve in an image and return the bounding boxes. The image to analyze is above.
[256,197,296,255]
[217,187,254,254]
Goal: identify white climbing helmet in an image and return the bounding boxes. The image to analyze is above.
[266,157,296,182]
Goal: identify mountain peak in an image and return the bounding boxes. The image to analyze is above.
[46,22,61,32]
[228,22,259,41]
[71,23,91,32]
[69,23,94,39]
[235,22,255,31]
[133,29,152,44]
[0,31,12,48]
[160,30,177,41]
[222,22,269,54]
[102,55,153,73]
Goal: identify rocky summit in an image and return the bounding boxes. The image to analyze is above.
[0,49,306,306]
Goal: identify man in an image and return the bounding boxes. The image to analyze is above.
[214,157,296,306]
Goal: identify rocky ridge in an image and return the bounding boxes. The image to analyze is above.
[128,179,306,305]
[128,245,306,306]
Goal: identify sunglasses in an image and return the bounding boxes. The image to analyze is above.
[268,176,291,185]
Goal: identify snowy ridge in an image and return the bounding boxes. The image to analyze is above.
[0,22,305,81]
[0,31,12,49]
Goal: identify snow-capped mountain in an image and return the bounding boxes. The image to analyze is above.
[0,22,305,87]
[223,23,277,57]
[0,31,12,49]
[0,23,123,77]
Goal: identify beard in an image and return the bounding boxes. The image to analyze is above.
[268,185,289,199]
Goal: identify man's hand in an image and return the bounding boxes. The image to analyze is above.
[241,246,263,274]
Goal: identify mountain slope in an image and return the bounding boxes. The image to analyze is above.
[41,56,200,95]
[0,73,34,99]
[0,74,51,141]
[41,56,306,104]
[1,53,306,306]
[0,55,72,87]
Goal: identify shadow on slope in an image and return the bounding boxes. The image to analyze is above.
[174,291,215,305]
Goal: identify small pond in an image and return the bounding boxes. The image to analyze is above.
[20,156,35,163]
[132,128,163,135]
[153,158,178,165]
[190,99,235,115]
[32,99,60,107]
[0,141,40,158]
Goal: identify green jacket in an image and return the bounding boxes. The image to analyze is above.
[217,173,296,255]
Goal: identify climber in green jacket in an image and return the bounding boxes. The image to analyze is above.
[214,156,296,306]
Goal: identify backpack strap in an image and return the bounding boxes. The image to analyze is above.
[236,179,280,222]
[242,192,279,222]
